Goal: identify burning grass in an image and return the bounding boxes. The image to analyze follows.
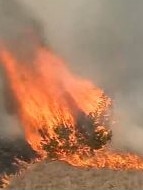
[0,45,143,188]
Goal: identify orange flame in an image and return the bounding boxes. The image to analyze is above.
[1,45,143,170]
[61,148,143,170]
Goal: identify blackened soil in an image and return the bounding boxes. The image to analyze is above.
[0,136,37,188]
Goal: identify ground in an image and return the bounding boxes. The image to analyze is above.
[6,160,143,190]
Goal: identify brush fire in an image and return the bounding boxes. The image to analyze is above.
[0,40,143,188]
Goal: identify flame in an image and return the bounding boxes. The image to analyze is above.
[1,45,143,170]
[61,148,143,170]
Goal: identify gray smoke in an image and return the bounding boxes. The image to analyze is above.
[0,65,22,137]
[0,0,43,137]
[1,0,143,154]
[20,0,143,154]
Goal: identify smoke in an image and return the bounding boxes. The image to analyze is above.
[0,0,43,137]
[18,0,143,154]
[1,0,143,154]
[0,65,22,137]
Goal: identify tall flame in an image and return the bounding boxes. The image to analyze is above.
[1,45,143,170]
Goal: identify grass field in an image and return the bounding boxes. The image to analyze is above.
[6,160,143,190]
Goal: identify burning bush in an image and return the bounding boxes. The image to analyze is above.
[41,102,112,159]
[0,45,113,187]
[0,47,112,155]
[1,40,143,189]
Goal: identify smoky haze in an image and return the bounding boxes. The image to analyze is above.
[0,0,43,137]
[19,0,143,154]
[1,0,143,154]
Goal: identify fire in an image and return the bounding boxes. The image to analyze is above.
[61,148,143,170]
[1,44,143,170]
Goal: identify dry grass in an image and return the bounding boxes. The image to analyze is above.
[6,160,143,190]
